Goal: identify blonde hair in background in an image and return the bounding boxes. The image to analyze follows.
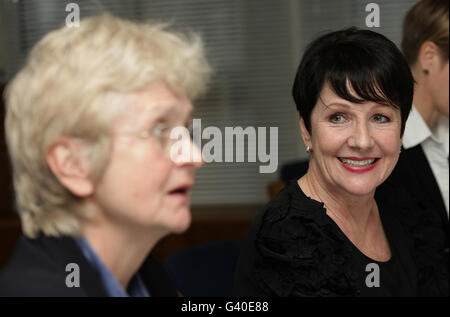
[4,13,211,238]
[402,0,449,66]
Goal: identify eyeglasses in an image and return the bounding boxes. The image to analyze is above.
[119,123,194,155]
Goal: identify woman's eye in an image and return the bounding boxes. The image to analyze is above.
[330,113,346,123]
[373,114,390,123]
[151,123,169,136]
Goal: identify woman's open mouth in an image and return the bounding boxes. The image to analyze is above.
[169,187,189,195]
[168,184,193,199]
[338,157,380,172]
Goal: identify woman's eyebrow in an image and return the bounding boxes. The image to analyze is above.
[318,94,351,109]
[142,104,180,124]
[152,103,178,117]
[321,100,395,111]
[327,102,351,108]
[320,101,351,110]
[372,103,396,110]
[147,104,194,127]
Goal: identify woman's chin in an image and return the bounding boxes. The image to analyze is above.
[340,183,378,197]
[170,207,192,234]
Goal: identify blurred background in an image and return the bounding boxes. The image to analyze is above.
[0,0,416,270]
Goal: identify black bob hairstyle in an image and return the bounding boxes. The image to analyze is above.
[292,27,414,136]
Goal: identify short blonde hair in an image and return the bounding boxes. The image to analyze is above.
[4,14,211,238]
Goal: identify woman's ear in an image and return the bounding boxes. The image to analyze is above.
[417,41,440,74]
[46,137,94,197]
[298,114,312,149]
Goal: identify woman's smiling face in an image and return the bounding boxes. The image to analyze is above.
[300,82,403,197]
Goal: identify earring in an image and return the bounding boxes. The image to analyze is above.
[423,69,429,75]
[306,146,311,153]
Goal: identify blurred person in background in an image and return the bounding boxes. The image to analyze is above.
[384,0,449,296]
[0,14,210,296]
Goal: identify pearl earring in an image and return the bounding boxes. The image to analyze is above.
[306,146,311,153]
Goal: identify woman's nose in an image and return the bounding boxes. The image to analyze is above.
[173,136,204,168]
[169,129,204,168]
[188,139,204,169]
[348,121,375,149]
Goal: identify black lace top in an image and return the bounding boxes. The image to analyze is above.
[233,180,446,297]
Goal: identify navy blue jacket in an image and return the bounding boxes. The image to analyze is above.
[0,234,177,297]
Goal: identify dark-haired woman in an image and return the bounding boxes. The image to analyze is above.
[233,28,419,296]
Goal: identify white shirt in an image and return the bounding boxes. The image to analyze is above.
[403,106,449,218]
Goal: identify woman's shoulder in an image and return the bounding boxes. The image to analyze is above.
[376,180,446,247]
[257,180,324,227]
[377,181,449,296]
[256,180,328,245]
[139,253,178,297]
[0,235,89,296]
[246,181,359,296]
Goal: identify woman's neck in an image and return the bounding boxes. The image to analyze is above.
[81,212,166,290]
[412,66,443,129]
[298,167,378,247]
[413,87,441,130]
[299,171,390,261]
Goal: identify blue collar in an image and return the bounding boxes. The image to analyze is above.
[75,237,150,297]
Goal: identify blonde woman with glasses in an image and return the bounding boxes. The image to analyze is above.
[0,14,211,296]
